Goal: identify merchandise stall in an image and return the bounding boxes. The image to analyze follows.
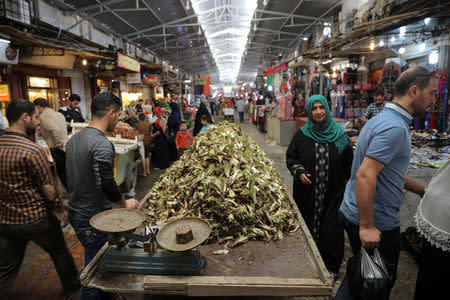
[265,62,297,146]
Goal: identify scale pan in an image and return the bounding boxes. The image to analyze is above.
[90,208,146,234]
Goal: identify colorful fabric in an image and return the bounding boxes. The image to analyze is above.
[301,95,349,153]
[0,131,62,224]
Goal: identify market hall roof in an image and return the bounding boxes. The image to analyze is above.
[50,0,341,84]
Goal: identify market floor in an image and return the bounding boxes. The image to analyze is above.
[10,113,418,300]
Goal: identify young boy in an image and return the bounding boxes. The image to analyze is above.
[175,121,194,157]
[199,114,212,133]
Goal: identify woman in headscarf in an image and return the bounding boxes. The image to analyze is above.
[168,99,181,137]
[286,94,353,277]
[151,107,171,169]
[193,100,212,136]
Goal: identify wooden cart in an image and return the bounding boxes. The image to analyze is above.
[81,188,333,297]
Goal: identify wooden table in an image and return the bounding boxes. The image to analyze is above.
[81,186,333,297]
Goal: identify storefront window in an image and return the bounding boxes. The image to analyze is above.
[27,76,59,109]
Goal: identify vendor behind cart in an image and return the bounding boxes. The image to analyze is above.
[66,92,139,299]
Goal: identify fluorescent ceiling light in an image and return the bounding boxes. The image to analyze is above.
[191,0,257,83]
[0,38,10,43]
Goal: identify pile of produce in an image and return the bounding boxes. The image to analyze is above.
[108,121,139,139]
[145,121,298,248]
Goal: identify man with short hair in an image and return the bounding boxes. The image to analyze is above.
[66,92,139,299]
[59,94,85,134]
[362,89,385,124]
[236,98,247,123]
[336,67,438,299]
[34,98,69,189]
[0,100,80,299]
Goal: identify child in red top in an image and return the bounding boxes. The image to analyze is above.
[175,121,194,157]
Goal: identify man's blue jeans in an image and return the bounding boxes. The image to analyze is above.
[239,111,244,123]
[68,209,108,300]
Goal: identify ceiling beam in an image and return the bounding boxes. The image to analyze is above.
[255,8,321,21]
[73,0,126,14]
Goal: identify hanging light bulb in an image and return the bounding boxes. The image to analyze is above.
[398,47,405,54]
[424,17,430,25]
[370,41,375,51]
[82,59,87,66]
[399,26,406,37]
[302,37,308,41]
[419,42,426,52]
[429,50,438,64]
[379,39,385,47]
[391,36,396,43]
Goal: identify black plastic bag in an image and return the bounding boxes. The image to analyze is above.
[347,247,391,300]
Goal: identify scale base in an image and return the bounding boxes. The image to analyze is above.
[99,246,207,275]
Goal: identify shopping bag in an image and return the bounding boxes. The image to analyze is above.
[347,247,391,300]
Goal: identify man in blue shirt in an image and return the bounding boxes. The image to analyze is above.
[336,67,437,299]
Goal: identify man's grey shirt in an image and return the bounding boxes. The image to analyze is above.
[66,127,122,217]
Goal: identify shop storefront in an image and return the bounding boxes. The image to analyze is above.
[9,64,72,110]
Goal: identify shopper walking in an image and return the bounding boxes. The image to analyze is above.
[214,97,221,115]
[34,98,69,189]
[236,98,247,123]
[193,100,211,136]
[136,114,152,176]
[142,99,153,123]
[0,100,80,299]
[336,67,437,299]
[168,99,181,137]
[286,94,353,276]
[414,160,450,299]
[66,92,139,300]
[151,107,172,169]
[59,94,85,134]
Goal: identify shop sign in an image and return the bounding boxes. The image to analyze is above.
[0,41,19,64]
[224,82,232,87]
[126,72,141,84]
[142,73,159,85]
[354,84,361,90]
[117,52,140,72]
[0,83,11,102]
[195,75,207,85]
[29,77,51,88]
[100,86,108,93]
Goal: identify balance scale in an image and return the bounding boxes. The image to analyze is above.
[89,209,211,276]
